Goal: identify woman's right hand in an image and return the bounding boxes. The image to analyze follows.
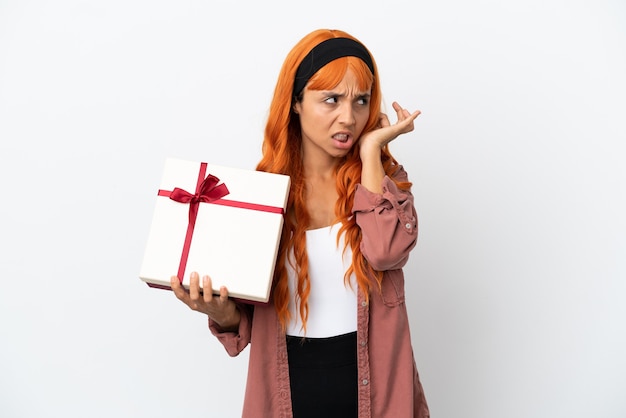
[170,272,241,332]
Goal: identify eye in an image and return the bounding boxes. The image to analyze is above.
[324,96,338,104]
[356,96,369,106]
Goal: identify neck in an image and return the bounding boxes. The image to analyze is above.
[302,153,339,181]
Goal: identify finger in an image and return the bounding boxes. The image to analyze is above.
[410,109,421,119]
[398,109,421,128]
[203,275,214,303]
[378,113,390,128]
[392,102,420,122]
[189,271,201,302]
[402,110,419,123]
[392,101,403,112]
[401,108,413,121]
[170,275,188,302]
[219,286,229,304]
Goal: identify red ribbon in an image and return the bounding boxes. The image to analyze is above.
[157,162,284,283]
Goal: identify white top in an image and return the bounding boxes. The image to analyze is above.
[286,223,358,338]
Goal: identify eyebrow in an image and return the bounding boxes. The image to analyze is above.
[321,91,371,99]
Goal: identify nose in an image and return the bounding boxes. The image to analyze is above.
[338,101,356,126]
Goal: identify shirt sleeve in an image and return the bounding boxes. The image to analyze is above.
[352,165,418,271]
[208,302,254,357]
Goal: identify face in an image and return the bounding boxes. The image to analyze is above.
[294,68,371,162]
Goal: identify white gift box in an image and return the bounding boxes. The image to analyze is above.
[139,158,290,303]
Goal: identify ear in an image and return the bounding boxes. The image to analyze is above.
[293,100,301,115]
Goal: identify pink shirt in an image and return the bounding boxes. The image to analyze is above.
[209,167,430,418]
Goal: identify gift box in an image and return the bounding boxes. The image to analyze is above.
[139,158,290,303]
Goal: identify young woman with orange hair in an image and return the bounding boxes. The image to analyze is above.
[171,28,430,418]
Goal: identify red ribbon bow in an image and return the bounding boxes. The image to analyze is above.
[169,174,230,226]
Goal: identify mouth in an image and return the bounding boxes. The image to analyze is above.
[332,132,354,150]
[332,133,351,143]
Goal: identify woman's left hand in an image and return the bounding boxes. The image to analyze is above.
[359,101,420,156]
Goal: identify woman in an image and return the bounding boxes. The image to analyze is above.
[171,28,430,418]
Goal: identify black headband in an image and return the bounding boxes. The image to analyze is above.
[293,37,375,97]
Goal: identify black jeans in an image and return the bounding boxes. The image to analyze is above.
[286,332,358,418]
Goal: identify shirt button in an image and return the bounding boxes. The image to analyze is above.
[361,301,367,307]
[405,222,412,229]
[362,379,369,386]
[360,340,366,347]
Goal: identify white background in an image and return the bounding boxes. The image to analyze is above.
[1,0,625,417]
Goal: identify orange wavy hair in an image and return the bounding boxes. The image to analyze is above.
[256,29,411,332]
